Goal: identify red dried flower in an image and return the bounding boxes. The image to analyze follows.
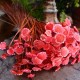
[27,74,35,78]
[15,45,24,55]
[1,53,8,59]
[45,22,54,30]
[37,52,47,60]
[21,28,30,41]
[52,57,62,67]
[62,18,71,27]
[55,33,66,44]
[7,47,14,55]
[73,32,80,42]
[33,40,45,49]
[0,42,6,50]
[23,69,31,73]
[62,57,69,65]
[11,70,23,75]
[45,30,52,37]
[32,57,43,65]
[53,24,64,33]
[61,47,69,57]
[32,67,41,71]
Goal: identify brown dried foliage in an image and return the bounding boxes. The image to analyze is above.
[0,1,45,43]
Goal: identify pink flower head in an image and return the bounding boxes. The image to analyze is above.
[32,67,41,71]
[37,52,47,60]
[1,53,8,59]
[0,42,6,50]
[22,69,31,73]
[40,34,47,41]
[10,70,23,75]
[45,22,54,30]
[53,24,64,33]
[52,57,62,67]
[61,47,69,57]
[40,34,52,43]
[14,40,22,45]
[73,32,80,42]
[62,18,71,27]
[55,33,66,44]
[32,57,43,65]
[21,59,29,65]
[66,37,74,45]
[21,28,30,41]
[43,43,51,50]
[7,47,14,55]
[33,40,45,49]
[62,57,69,65]
[27,74,35,78]
[63,26,70,36]
[68,45,79,56]
[44,63,52,70]
[45,30,52,37]
[26,52,36,58]
[15,45,24,55]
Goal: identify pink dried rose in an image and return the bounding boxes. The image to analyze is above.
[62,57,69,65]
[26,52,36,58]
[1,53,8,59]
[45,22,54,30]
[44,63,52,70]
[53,24,64,33]
[22,69,31,73]
[45,30,52,37]
[10,70,23,76]
[62,18,71,27]
[32,57,43,65]
[32,67,41,71]
[52,57,62,67]
[37,52,47,60]
[43,43,51,50]
[21,59,29,65]
[27,74,35,78]
[14,45,24,55]
[40,34,52,43]
[7,47,14,55]
[55,33,66,44]
[0,42,6,50]
[33,40,45,49]
[73,32,80,42]
[21,28,30,41]
[61,47,69,57]
[63,26,70,36]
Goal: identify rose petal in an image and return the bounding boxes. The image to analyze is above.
[37,52,47,60]
[32,57,43,65]
[45,22,54,30]
[0,42,6,50]
[55,33,66,44]
[61,47,69,57]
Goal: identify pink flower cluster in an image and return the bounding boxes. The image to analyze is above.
[0,18,80,78]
